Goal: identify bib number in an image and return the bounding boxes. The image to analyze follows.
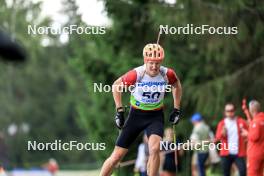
[142,92,161,99]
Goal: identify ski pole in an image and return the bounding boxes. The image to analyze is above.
[173,124,178,175]
[157,26,161,44]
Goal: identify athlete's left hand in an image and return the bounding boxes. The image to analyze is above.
[169,108,181,124]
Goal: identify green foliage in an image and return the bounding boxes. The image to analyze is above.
[0,0,89,167]
[72,0,264,168]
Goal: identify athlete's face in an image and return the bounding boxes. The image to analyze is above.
[145,61,161,77]
[225,104,236,118]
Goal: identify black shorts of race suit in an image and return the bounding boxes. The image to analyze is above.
[116,107,164,149]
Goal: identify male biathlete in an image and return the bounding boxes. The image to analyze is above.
[99,43,182,176]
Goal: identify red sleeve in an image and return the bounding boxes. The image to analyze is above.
[166,68,178,85]
[243,119,249,130]
[238,117,249,130]
[238,118,249,140]
[215,120,226,141]
[121,70,137,86]
[248,121,260,142]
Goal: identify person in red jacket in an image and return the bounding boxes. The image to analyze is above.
[247,100,264,176]
[42,158,59,176]
[215,103,248,176]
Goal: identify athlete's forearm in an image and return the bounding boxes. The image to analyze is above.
[112,78,123,108]
[172,79,182,109]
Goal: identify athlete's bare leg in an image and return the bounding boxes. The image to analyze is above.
[99,146,128,176]
[147,134,162,176]
[162,171,176,176]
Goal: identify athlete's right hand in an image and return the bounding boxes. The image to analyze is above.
[115,107,125,129]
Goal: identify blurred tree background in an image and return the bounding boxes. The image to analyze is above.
[0,0,264,174]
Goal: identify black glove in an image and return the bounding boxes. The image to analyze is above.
[115,107,125,129]
[169,108,181,125]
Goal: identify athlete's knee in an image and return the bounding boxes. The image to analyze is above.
[109,152,123,165]
[149,144,160,155]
